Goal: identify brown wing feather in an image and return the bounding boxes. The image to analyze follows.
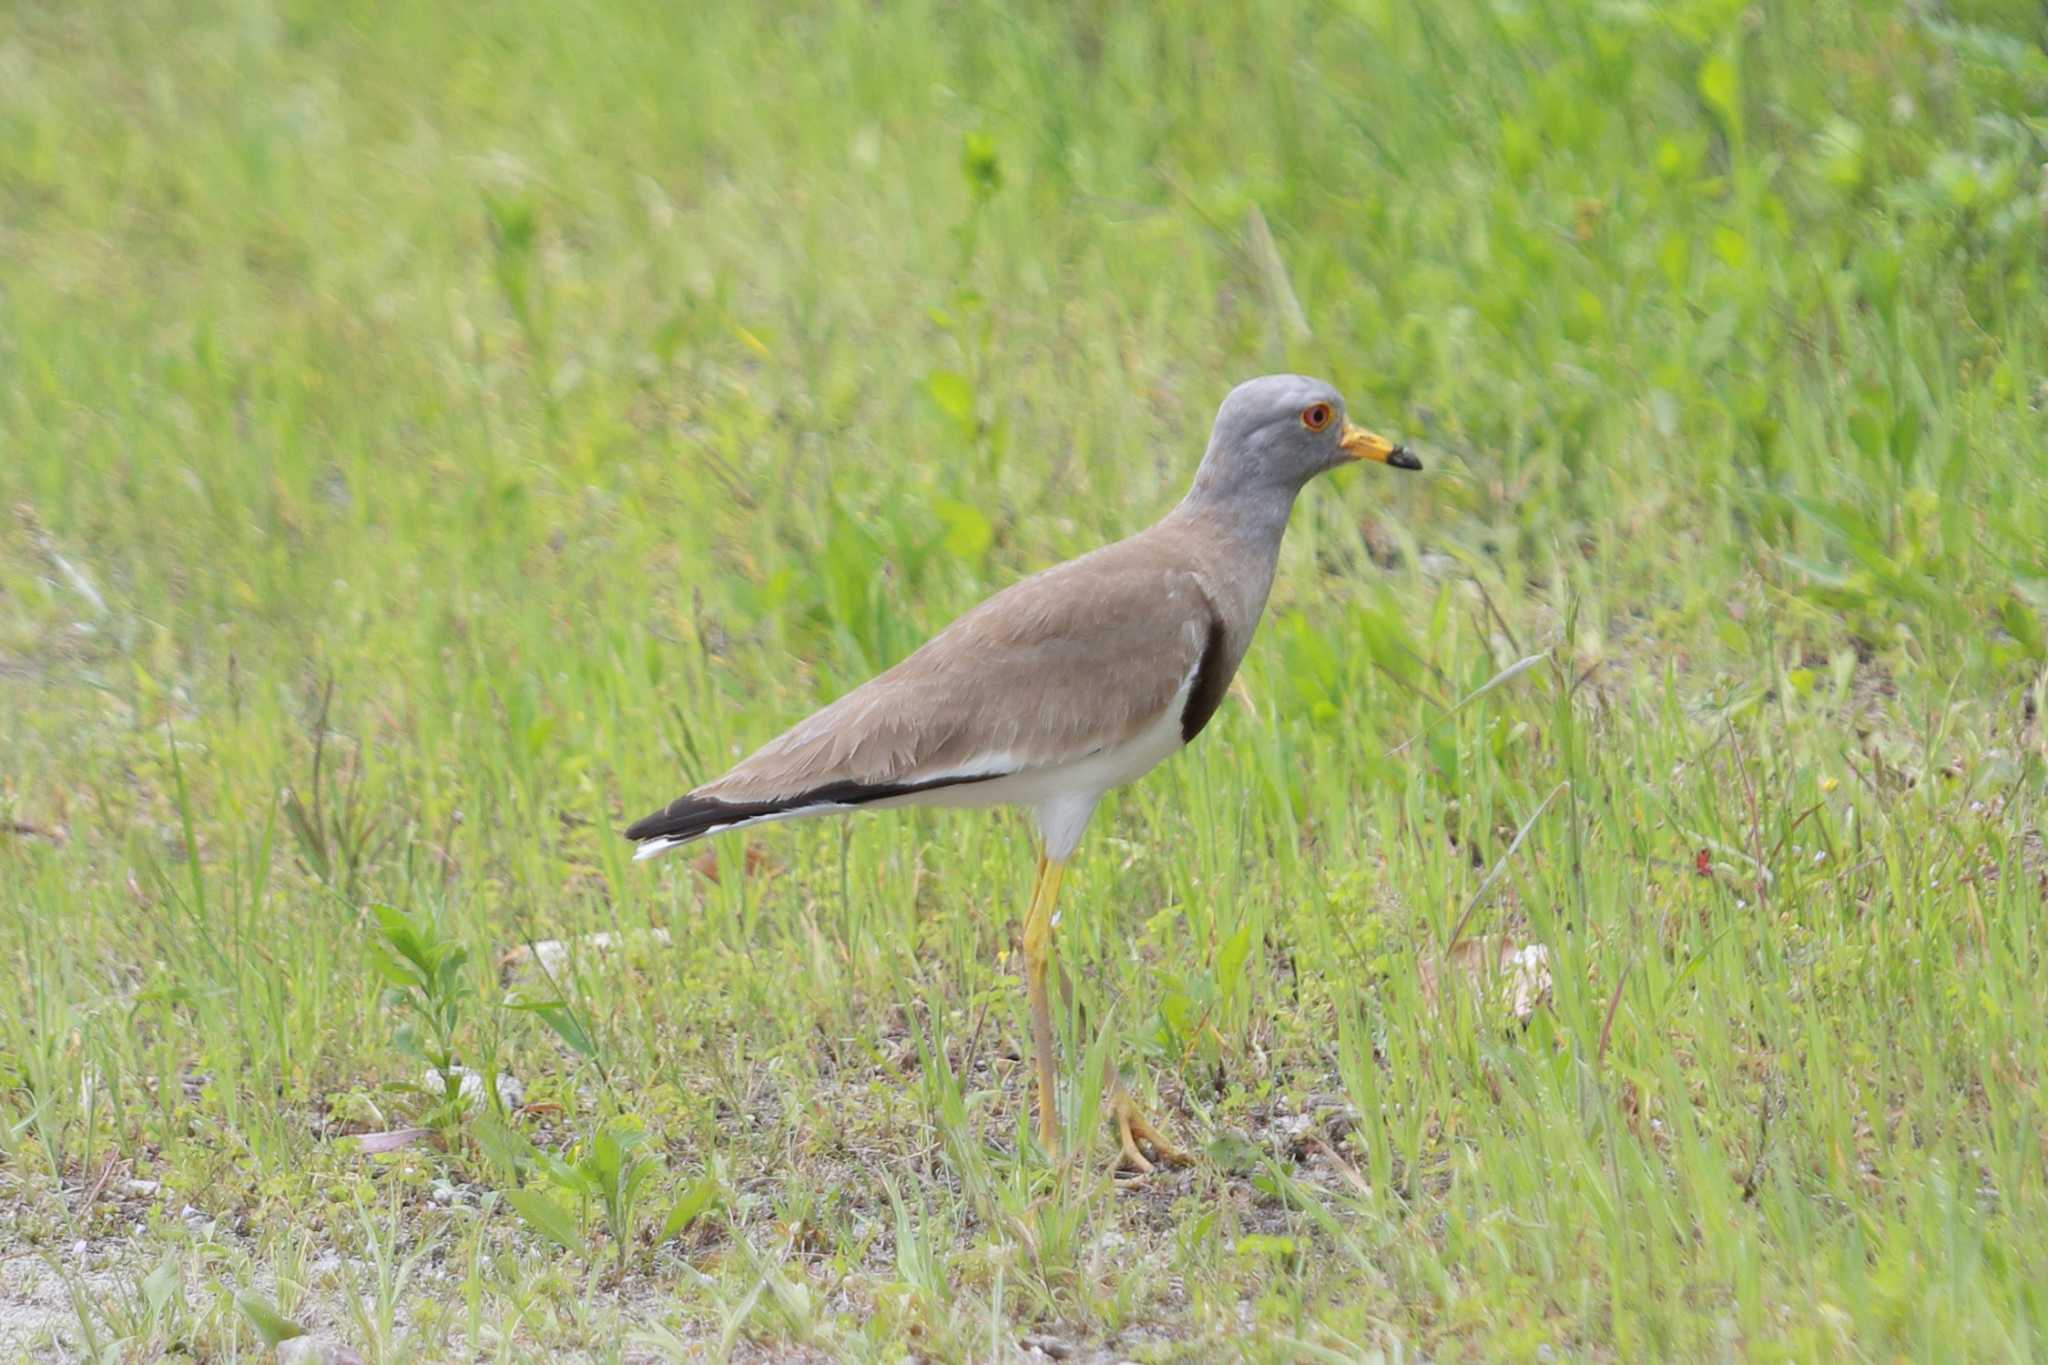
[692,531,1212,805]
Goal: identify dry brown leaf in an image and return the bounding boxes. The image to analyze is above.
[689,842,779,883]
[354,1127,436,1154]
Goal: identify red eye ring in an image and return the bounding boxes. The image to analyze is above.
[1301,403,1333,431]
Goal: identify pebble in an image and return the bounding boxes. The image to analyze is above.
[277,1338,366,1365]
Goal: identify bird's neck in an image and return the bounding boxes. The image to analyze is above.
[1164,482,1297,627]
[1173,476,1300,553]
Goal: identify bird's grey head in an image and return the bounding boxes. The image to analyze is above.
[1183,374,1419,514]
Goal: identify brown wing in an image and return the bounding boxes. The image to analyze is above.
[625,529,1216,847]
[701,538,1213,799]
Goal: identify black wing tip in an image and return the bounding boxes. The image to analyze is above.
[623,772,1006,847]
[621,784,860,847]
[623,795,730,845]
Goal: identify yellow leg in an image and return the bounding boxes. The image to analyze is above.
[1106,1058,1193,1175]
[1020,852,1066,1158]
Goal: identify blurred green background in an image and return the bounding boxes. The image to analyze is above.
[3,1,2046,1359]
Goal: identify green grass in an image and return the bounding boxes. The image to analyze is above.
[4,0,2047,1358]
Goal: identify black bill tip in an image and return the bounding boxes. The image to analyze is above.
[1388,444,1422,471]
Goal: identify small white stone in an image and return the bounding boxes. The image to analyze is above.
[277,1338,367,1365]
[420,1066,523,1111]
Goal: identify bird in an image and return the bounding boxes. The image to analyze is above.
[627,374,1420,1172]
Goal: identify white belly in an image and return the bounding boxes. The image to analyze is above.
[878,673,1194,861]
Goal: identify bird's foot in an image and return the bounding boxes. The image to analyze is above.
[1112,1091,1191,1176]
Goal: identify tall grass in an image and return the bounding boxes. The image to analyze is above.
[3,0,2045,1357]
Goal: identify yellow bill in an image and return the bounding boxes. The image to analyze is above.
[1340,422,1422,470]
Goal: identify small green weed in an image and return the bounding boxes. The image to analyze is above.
[476,1113,727,1277]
